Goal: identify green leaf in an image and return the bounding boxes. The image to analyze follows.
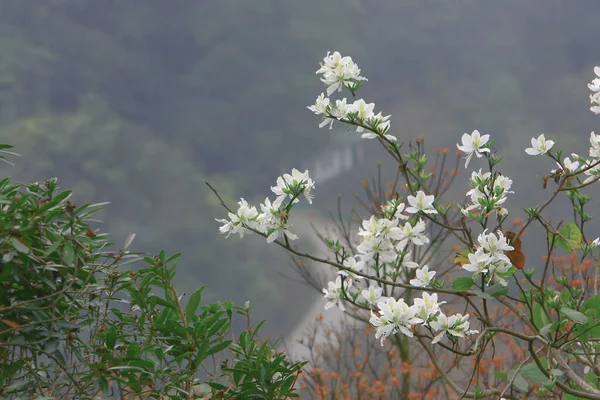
[493,371,508,380]
[520,363,547,384]
[148,295,178,310]
[472,288,494,301]
[206,340,233,357]
[560,307,588,324]
[10,237,29,254]
[512,372,529,392]
[107,366,145,372]
[106,326,117,349]
[0,360,25,381]
[127,359,155,370]
[549,222,582,252]
[55,320,79,331]
[207,317,230,337]
[532,303,550,331]
[209,382,228,391]
[560,222,582,251]
[185,287,204,322]
[486,283,509,297]
[63,242,75,266]
[453,249,470,267]
[43,339,59,354]
[539,323,553,335]
[584,372,599,388]
[452,277,474,291]
[584,295,600,314]
[98,377,109,395]
[38,190,72,212]
[550,369,564,378]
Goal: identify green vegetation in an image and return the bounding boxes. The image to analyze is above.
[0,145,305,399]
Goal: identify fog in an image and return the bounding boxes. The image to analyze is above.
[1,0,599,346]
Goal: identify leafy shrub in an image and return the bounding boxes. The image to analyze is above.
[0,145,304,399]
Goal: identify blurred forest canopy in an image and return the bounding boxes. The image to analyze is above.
[0,0,598,334]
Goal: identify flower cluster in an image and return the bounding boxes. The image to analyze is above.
[319,193,441,314]
[323,276,352,311]
[354,192,435,265]
[316,51,367,96]
[430,312,478,344]
[216,199,259,239]
[583,132,600,184]
[318,191,469,346]
[369,293,477,345]
[213,52,600,380]
[308,52,395,141]
[462,230,515,286]
[526,131,600,185]
[462,169,513,217]
[589,66,600,115]
[216,168,314,243]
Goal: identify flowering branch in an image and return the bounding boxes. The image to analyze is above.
[213,52,600,398]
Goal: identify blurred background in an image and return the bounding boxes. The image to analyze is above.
[0,0,599,340]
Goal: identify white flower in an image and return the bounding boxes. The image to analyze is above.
[331,98,350,119]
[370,297,422,345]
[589,67,600,114]
[258,198,298,243]
[477,230,514,263]
[348,99,375,124]
[486,259,512,286]
[339,256,365,280]
[382,199,409,220]
[525,134,555,156]
[369,112,395,141]
[463,247,512,286]
[308,93,336,129]
[341,100,395,142]
[409,265,436,287]
[316,51,367,96]
[583,160,600,184]
[271,168,315,208]
[398,251,420,269]
[413,292,445,326]
[357,236,397,263]
[468,169,492,188]
[215,198,259,239]
[323,276,352,311]
[493,175,513,195]
[456,130,491,168]
[462,248,491,276]
[360,131,379,140]
[391,219,430,248]
[271,177,293,208]
[589,66,600,92]
[551,157,580,174]
[430,313,478,344]
[307,93,330,115]
[359,216,380,238]
[590,132,600,158]
[563,157,580,173]
[406,191,437,214]
[463,170,513,216]
[361,285,383,305]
